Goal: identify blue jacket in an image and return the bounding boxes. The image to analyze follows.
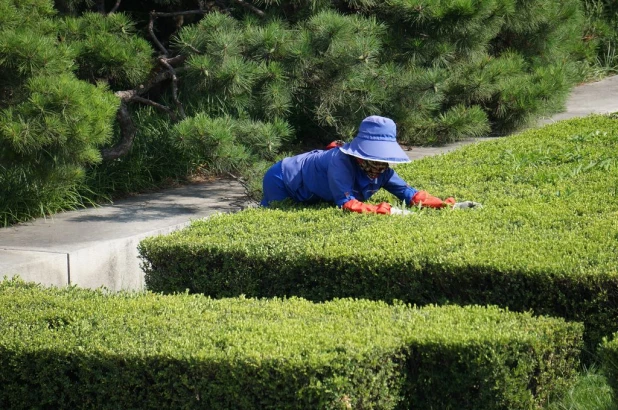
[281,148,417,207]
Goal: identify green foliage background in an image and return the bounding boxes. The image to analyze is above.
[1,0,615,345]
[0,0,603,224]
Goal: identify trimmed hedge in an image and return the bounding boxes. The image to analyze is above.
[601,333,618,399]
[139,115,618,352]
[0,279,582,410]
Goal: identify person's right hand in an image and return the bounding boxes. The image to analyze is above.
[342,199,391,214]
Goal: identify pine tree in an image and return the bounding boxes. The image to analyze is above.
[0,0,119,224]
[0,0,595,224]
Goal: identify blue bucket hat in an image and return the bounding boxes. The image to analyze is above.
[339,116,411,163]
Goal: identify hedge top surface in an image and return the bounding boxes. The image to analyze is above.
[0,280,573,360]
[144,115,618,280]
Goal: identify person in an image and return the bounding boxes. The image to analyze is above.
[261,115,480,214]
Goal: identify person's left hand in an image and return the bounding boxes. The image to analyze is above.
[411,191,456,209]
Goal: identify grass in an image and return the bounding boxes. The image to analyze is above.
[547,366,616,410]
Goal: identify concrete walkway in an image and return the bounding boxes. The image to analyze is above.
[2,76,618,290]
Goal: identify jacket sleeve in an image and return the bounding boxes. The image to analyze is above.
[382,171,418,205]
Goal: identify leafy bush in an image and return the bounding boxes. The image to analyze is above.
[0,279,582,409]
[601,332,618,400]
[0,0,121,225]
[140,115,618,353]
[580,0,618,79]
[174,2,587,144]
[57,12,154,89]
[0,74,118,224]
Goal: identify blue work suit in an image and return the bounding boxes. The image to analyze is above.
[261,148,417,207]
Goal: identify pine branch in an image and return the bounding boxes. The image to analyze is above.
[149,11,169,56]
[101,102,136,161]
[166,55,187,65]
[132,96,178,121]
[103,1,213,161]
[114,56,187,102]
[149,10,211,56]
[184,43,203,55]
[106,56,187,161]
[159,57,186,119]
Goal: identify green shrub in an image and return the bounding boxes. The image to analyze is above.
[0,0,123,225]
[0,73,118,225]
[58,12,154,89]
[140,115,618,353]
[601,333,618,399]
[579,0,618,79]
[0,279,582,409]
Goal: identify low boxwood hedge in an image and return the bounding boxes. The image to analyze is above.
[0,279,582,410]
[139,115,618,352]
[601,333,618,399]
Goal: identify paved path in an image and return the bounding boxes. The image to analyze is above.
[2,76,618,290]
[0,182,251,290]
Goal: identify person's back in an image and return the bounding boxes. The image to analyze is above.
[280,149,333,203]
[280,148,396,204]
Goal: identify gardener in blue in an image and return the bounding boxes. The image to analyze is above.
[262,115,478,214]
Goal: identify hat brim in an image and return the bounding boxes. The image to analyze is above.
[339,140,411,163]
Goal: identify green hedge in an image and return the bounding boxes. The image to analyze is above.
[139,115,618,352]
[0,279,582,410]
[601,333,618,399]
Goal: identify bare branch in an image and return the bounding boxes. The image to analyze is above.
[114,56,187,103]
[114,90,137,102]
[148,11,168,56]
[232,0,265,18]
[151,10,210,18]
[159,57,186,119]
[166,55,188,65]
[108,0,122,14]
[149,7,212,56]
[104,50,190,161]
[101,102,136,161]
[132,96,178,121]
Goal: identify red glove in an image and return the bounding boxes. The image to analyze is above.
[325,140,345,150]
[410,191,455,209]
[342,199,391,214]
[376,202,391,214]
